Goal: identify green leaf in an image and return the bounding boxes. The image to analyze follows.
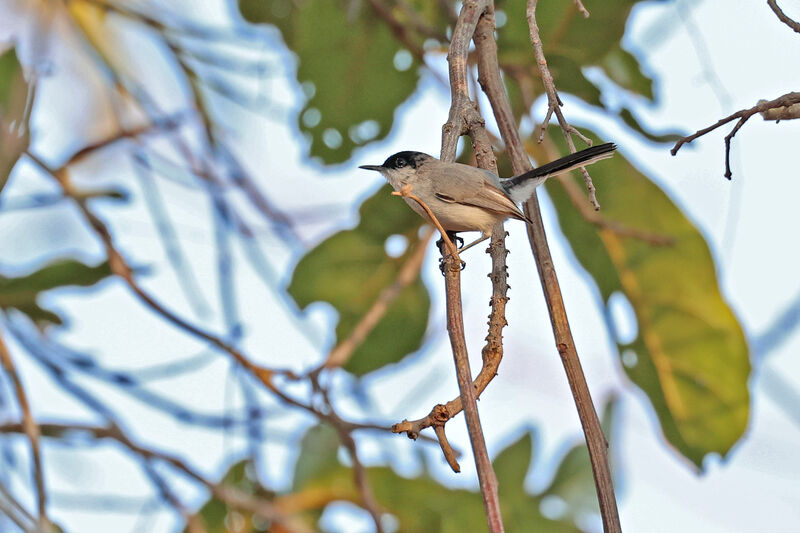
[289,423,584,533]
[600,46,653,100]
[0,259,113,326]
[191,459,275,533]
[618,107,684,144]
[493,431,534,497]
[239,0,421,164]
[543,397,618,520]
[288,185,428,376]
[496,0,671,143]
[293,424,341,490]
[546,55,603,107]
[544,129,750,467]
[0,47,32,195]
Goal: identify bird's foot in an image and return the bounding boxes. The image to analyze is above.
[438,254,466,275]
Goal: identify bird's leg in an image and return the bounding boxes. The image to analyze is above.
[436,232,463,251]
[438,231,466,274]
[457,233,491,254]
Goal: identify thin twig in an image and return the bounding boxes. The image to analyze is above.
[24,151,296,388]
[392,186,459,258]
[767,0,800,33]
[527,0,600,209]
[0,490,35,532]
[312,378,384,533]
[0,332,50,531]
[541,141,675,246]
[320,226,434,369]
[574,0,591,18]
[671,91,800,179]
[65,113,185,166]
[0,422,310,533]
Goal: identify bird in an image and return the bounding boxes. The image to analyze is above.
[359,142,617,253]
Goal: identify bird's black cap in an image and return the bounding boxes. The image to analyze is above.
[360,151,430,171]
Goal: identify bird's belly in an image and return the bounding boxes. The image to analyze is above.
[404,199,501,234]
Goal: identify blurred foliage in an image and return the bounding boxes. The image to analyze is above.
[0,259,112,326]
[194,460,275,532]
[289,185,427,375]
[496,0,678,138]
[0,47,30,195]
[195,398,617,532]
[240,0,427,164]
[542,127,749,466]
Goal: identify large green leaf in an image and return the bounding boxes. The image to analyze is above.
[288,185,428,376]
[496,0,680,142]
[542,397,617,520]
[239,0,421,164]
[293,423,341,491]
[0,47,31,195]
[0,259,113,326]
[543,130,750,467]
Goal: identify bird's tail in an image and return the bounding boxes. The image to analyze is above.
[503,142,616,203]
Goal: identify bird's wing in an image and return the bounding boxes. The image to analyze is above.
[428,163,529,221]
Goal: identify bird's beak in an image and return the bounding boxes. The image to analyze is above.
[358,165,383,172]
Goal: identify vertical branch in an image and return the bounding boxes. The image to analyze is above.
[473,1,621,531]
[440,2,505,532]
[0,331,50,531]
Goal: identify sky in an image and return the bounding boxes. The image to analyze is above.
[1,0,800,532]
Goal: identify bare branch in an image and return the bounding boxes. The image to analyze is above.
[65,114,185,166]
[0,332,50,531]
[392,186,460,258]
[767,0,800,33]
[574,0,591,18]
[671,91,800,179]
[759,99,800,120]
[0,422,310,533]
[307,376,385,532]
[438,2,505,532]
[469,1,622,531]
[24,151,297,390]
[527,0,600,209]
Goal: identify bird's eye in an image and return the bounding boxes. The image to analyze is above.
[395,158,407,168]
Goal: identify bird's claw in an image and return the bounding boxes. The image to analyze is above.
[438,254,466,275]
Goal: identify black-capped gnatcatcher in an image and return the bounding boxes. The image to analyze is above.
[360,143,616,253]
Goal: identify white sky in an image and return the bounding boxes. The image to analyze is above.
[1,0,800,532]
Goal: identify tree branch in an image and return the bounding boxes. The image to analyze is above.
[767,0,800,33]
[0,331,50,531]
[0,422,311,533]
[24,151,298,389]
[469,1,622,531]
[527,0,600,209]
[671,91,800,179]
[438,2,504,532]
